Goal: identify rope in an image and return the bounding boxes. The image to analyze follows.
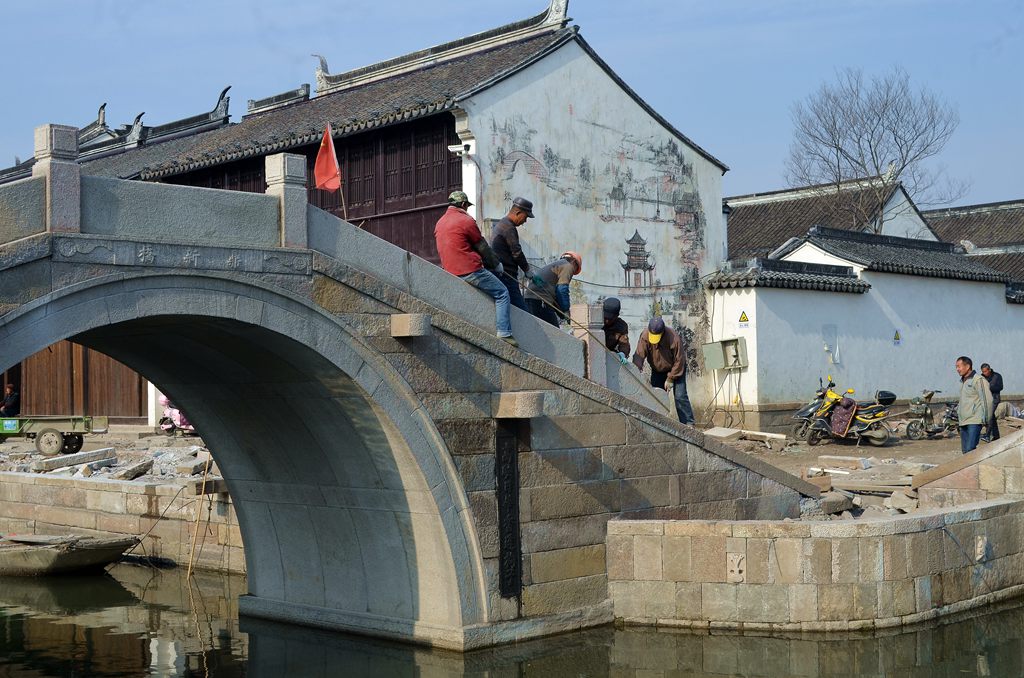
[514,274,672,414]
[186,453,214,578]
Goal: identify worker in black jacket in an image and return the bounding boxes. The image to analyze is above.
[981,363,1003,441]
[0,385,19,417]
[490,197,533,311]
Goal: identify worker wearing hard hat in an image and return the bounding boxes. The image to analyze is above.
[525,251,582,326]
[634,316,695,425]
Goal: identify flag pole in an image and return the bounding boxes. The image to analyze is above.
[338,174,349,222]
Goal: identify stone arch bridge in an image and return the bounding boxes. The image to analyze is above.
[0,126,815,650]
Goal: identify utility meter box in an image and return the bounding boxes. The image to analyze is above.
[701,337,748,370]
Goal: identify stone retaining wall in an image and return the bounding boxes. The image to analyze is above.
[0,471,244,573]
[607,499,1024,631]
[914,429,1024,508]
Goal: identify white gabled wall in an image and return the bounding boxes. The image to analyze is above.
[879,189,936,240]
[460,38,725,407]
[782,242,866,272]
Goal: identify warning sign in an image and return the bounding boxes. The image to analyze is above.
[893,330,902,346]
[738,311,749,328]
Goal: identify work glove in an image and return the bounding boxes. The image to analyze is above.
[617,352,628,365]
[530,274,545,286]
[494,262,504,276]
[665,379,674,391]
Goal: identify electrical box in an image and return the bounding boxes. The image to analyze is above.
[701,337,748,370]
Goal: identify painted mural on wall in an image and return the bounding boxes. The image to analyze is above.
[485,114,709,375]
[488,115,706,275]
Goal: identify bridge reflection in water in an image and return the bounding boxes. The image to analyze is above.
[0,563,1019,676]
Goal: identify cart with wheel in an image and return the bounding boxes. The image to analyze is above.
[0,415,109,456]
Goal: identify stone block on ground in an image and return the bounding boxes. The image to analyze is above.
[817,455,871,470]
[79,457,116,477]
[820,491,854,515]
[112,458,154,481]
[31,448,116,472]
[884,490,919,512]
[704,427,742,441]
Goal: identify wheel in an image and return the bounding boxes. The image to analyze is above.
[906,421,926,441]
[807,429,826,446]
[790,421,810,441]
[35,428,65,456]
[62,434,84,454]
[865,427,891,447]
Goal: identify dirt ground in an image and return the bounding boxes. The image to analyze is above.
[738,430,968,479]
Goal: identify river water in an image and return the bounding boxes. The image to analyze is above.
[1,563,1022,676]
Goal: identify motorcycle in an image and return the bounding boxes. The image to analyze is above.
[904,389,941,440]
[807,389,895,447]
[158,395,196,436]
[790,375,851,441]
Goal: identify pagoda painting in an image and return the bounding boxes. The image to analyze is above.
[622,229,655,287]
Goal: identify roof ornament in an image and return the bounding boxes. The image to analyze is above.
[313,54,331,94]
[544,0,570,26]
[213,86,231,118]
[97,103,106,126]
[125,113,145,145]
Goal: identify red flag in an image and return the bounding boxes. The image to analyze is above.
[314,123,341,191]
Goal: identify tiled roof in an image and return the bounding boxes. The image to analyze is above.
[924,200,1024,247]
[79,29,573,180]
[705,259,871,294]
[777,226,1009,283]
[725,182,897,261]
[968,252,1024,284]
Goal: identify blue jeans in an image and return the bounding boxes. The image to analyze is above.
[498,271,528,312]
[961,423,982,454]
[651,371,696,425]
[460,269,512,336]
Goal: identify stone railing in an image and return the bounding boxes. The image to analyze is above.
[0,176,45,246]
[607,498,1024,631]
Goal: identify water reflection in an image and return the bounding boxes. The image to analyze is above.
[0,563,1022,676]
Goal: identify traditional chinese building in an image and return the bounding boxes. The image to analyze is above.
[1,0,729,418]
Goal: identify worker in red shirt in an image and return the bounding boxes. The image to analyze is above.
[434,191,517,346]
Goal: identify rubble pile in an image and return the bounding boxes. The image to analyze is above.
[0,432,218,485]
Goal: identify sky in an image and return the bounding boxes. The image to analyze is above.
[1,0,1021,206]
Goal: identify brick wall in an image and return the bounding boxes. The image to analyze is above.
[607,499,1024,631]
[0,472,244,573]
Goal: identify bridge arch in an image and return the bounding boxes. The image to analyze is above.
[0,271,488,648]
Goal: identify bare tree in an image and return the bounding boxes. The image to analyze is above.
[786,67,967,235]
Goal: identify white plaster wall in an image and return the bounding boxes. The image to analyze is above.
[749,274,1024,404]
[705,288,759,408]
[781,242,865,272]
[460,39,725,405]
[879,189,936,240]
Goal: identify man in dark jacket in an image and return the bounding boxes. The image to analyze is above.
[602,297,630,364]
[490,197,533,311]
[0,385,19,417]
[981,363,1003,441]
[633,317,694,424]
[525,251,582,326]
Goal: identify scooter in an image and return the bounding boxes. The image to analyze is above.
[807,390,895,447]
[790,376,851,441]
[904,389,941,440]
[158,395,196,436]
